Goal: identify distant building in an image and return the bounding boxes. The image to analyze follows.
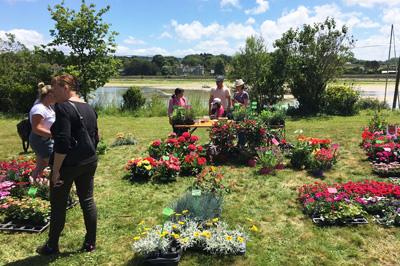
[381,70,397,74]
[176,64,205,76]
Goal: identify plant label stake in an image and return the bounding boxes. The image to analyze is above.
[158,208,174,247]
[191,189,201,197]
[28,187,38,198]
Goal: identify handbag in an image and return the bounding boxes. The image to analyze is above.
[67,101,96,157]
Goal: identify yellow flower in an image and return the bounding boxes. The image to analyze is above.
[237,236,244,243]
[171,233,180,239]
[250,225,259,232]
[144,165,152,171]
[246,217,253,222]
[138,220,145,225]
[225,235,233,241]
[133,236,141,241]
[116,132,124,138]
[193,232,200,237]
[178,221,185,225]
[210,166,217,172]
[175,213,182,217]
[182,210,189,214]
[141,232,147,236]
[137,161,143,167]
[212,218,219,223]
[181,237,189,243]
[144,227,151,231]
[172,224,178,229]
[143,160,150,165]
[201,231,212,239]
[205,222,213,227]
[160,231,169,237]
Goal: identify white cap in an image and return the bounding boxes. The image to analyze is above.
[212,98,221,105]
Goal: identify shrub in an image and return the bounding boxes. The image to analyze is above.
[259,108,286,126]
[356,98,389,111]
[122,86,146,111]
[323,85,360,115]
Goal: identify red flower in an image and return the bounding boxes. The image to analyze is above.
[177,136,186,143]
[188,144,196,151]
[197,145,203,152]
[197,157,207,166]
[189,135,199,143]
[152,140,161,147]
[182,132,191,139]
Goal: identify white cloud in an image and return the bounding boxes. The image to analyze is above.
[245,0,269,15]
[123,36,146,45]
[159,31,172,39]
[246,17,256,25]
[260,4,379,44]
[171,20,256,41]
[220,0,240,8]
[343,0,400,8]
[172,39,238,56]
[0,29,46,49]
[382,8,400,25]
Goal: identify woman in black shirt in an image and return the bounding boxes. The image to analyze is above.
[37,74,99,255]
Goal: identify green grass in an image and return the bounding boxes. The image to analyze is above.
[1,111,400,265]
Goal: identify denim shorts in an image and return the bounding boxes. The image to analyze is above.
[29,133,54,159]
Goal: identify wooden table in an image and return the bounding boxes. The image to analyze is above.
[174,120,217,133]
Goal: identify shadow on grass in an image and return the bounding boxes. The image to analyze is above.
[4,251,80,266]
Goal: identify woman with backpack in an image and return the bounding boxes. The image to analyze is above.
[36,74,99,255]
[29,82,55,179]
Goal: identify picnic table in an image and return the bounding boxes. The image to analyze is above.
[174,120,218,134]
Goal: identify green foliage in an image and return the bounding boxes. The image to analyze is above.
[229,36,286,106]
[259,108,286,126]
[96,138,108,155]
[0,34,55,113]
[171,106,194,125]
[290,141,312,169]
[368,112,387,132]
[275,17,354,114]
[323,84,360,115]
[356,98,389,111]
[173,191,223,221]
[122,86,146,111]
[48,0,120,100]
[1,197,50,225]
[123,58,158,75]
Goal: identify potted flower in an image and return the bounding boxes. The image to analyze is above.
[0,197,50,226]
[180,153,207,176]
[155,155,180,182]
[309,147,338,177]
[148,139,164,159]
[256,147,281,175]
[126,157,158,182]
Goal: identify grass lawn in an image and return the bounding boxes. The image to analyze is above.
[0,111,400,265]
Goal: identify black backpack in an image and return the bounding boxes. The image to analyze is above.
[16,116,31,153]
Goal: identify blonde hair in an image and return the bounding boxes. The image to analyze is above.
[38,82,53,101]
[51,74,79,91]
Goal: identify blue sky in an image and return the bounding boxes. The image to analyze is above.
[0,0,398,60]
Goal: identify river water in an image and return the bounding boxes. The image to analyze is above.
[89,86,398,108]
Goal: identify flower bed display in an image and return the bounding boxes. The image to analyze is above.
[0,157,76,233]
[298,180,400,226]
[126,133,207,182]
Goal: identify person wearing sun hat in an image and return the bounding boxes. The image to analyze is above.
[209,75,231,116]
[232,79,249,107]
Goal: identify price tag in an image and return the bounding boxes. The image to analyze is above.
[28,187,38,198]
[162,208,174,217]
[271,138,279,146]
[191,189,202,197]
[327,187,337,194]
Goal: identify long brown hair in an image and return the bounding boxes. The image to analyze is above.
[51,74,79,91]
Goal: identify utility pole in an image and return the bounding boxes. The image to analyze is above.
[384,24,394,104]
[392,55,400,109]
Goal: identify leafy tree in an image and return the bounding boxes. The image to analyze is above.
[228,36,286,106]
[152,54,165,71]
[274,17,354,114]
[214,58,225,75]
[123,58,158,75]
[182,54,202,66]
[0,34,55,113]
[364,60,380,73]
[48,0,120,100]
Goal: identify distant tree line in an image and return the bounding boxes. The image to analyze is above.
[119,54,231,76]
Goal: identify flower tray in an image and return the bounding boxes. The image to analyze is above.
[0,220,50,233]
[312,216,368,226]
[144,245,182,265]
[0,198,78,233]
